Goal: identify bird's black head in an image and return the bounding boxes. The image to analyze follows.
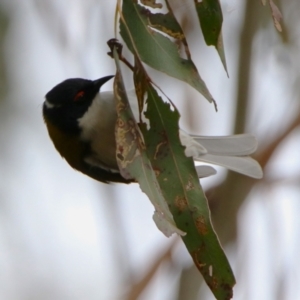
[43,75,114,134]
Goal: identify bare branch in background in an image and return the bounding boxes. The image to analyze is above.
[125,238,179,300]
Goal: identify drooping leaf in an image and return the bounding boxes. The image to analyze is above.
[112,46,185,237]
[194,0,228,74]
[133,60,235,299]
[216,32,228,76]
[119,0,217,109]
[195,0,223,46]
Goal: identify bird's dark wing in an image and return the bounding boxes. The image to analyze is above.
[81,149,132,184]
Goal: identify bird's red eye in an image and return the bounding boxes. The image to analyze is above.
[74,91,85,101]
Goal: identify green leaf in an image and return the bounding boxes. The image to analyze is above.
[147,2,185,42]
[195,0,223,46]
[109,38,235,298]
[216,32,228,76]
[140,0,162,9]
[112,47,185,237]
[120,0,217,108]
[140,79,235,300]
[195,0,228,74]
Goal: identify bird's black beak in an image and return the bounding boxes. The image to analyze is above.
[93,75,114,91]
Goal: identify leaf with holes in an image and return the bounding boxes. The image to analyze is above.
[112,47,185,237]
[119,0,216,108]
[134,62,235,299]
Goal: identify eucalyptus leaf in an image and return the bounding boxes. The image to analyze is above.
[120,0,216,108]
[139,77,235,300]
[195,0,228,74]
[112,47,184,237]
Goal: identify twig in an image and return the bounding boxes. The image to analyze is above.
[107,38,134,71]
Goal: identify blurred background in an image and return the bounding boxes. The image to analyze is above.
[0,0,299,299]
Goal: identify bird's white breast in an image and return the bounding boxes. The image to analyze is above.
[78,92,120,170]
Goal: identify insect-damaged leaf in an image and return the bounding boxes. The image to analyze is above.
[138,77,235,300]
[140,0,162,9]
[120,0,216,108]
[147,1,186,43]
[112,47,185,237]
[195,0,228,74]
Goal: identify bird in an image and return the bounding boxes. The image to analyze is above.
[43,76,263,184]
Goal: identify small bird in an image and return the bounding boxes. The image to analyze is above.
[43,76,263,183]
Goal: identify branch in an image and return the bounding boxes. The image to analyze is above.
[125,238,179,300]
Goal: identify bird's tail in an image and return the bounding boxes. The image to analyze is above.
[180,132,263,179]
